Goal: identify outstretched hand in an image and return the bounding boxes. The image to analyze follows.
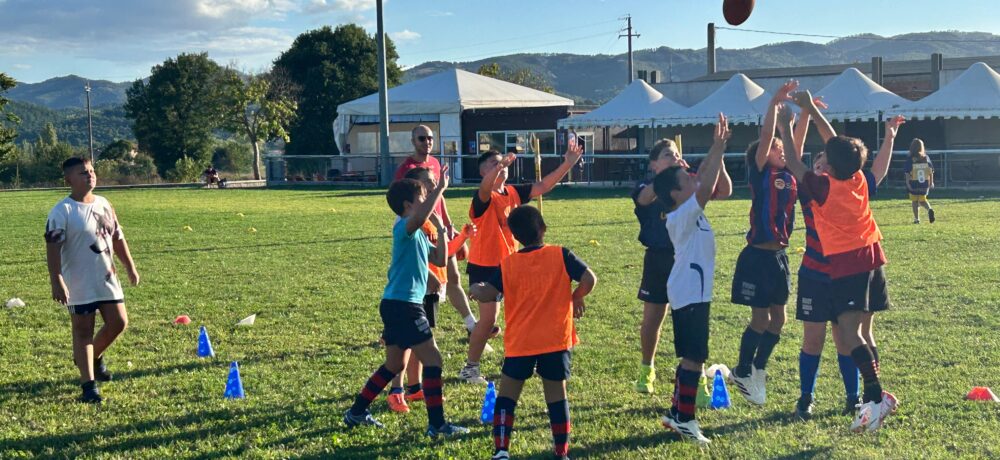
[773,79,800,103]
[499,152,517,168]
[565,140,584,165]
[885,115,906,138]
[436,164,450,191]
[776,103,795,130]
[713,113,731,145]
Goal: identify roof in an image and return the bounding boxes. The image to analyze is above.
[337,68,573,116]
[655,73,768,126]
[815,67,909,121]
[558,79,685,128]
[897,62,1000,119]
[690,55,1000,82]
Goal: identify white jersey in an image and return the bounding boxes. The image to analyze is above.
[45,196,125,306]
[665,195,716,310]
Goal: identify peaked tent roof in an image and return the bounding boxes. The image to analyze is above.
[897,62,1000,119]
[655,73,768,126]
[814,67,908,121]
[337,68,573,116]
[558,80,685,128]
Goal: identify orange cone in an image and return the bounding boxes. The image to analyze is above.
[965,387,999,402]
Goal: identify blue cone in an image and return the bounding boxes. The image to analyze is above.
[711,369,731,409]
[480,381,496,423]
[224,361,245,399]
[197,326,215,358]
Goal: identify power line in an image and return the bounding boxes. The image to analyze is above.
[405,19,620,58]
[716,26,1000,44]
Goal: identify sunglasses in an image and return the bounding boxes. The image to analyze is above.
[417,135,434,142]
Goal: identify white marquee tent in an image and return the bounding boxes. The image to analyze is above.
[897,62,1000,119]
[814,67,908,121]
[653,73,769,127]
[558,79,685,128]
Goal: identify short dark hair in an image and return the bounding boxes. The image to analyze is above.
[652,166,685,210]
[648,139,677,162]
[386,179,423,216]
[507,205,546,246]
[62,157,90,173]
[403,167,432,183]
[478,150,502,167]
[825,136,868,180]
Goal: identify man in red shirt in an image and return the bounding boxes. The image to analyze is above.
[394,125,479,335]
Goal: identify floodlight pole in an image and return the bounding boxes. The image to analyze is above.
[85,82,94,161]
[376,0,392,186]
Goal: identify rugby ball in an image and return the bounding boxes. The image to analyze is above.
[723,0,755,26]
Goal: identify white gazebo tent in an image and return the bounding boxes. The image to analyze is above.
[815,67,908,121]
[653,73,769,127]
[334,68,573,179]
[558,79,685,128]
[897,62,1000,119]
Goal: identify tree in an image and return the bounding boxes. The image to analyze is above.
[0,73,19,161]
[219,69,296,179]
[274,24,402,156]
[477,62,555,93]
[124,53,226,175]
[100,139,136,161]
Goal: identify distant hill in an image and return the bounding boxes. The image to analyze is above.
[405,31,1000,103]
[7,75,131,110]
[3,100,133,148]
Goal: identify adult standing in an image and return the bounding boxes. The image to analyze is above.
[394,125,479,334]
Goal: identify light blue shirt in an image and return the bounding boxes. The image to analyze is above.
[382,217,432,304]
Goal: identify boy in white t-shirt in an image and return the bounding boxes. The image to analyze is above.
[652,113,731,444]
[45,157,139,404]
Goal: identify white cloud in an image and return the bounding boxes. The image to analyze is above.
[304,0,375,14]
[390,29,421,42]
[12,63,31,70]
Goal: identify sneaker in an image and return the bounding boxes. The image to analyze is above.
[867,392,899,431]
[491,450,510,460]
[842,396,860,416]
[426,421,469,439]
[458,363,487,384]
[928,208,936,223]
[404,389,425,402]
[661,412,711,445]
[387,393,410,413]
[634,365,655,394]
[343,409,384,429]
[913,219,920,224]
[795,395,814,421]
[94,355,112,382]
[730,368,763,405]
[79,386,103,404]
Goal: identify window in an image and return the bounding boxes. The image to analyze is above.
[477,130,557,155]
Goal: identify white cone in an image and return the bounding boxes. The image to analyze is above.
[236,314,256,326]
[5,298,25,308]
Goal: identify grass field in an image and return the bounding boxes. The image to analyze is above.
[1,185,999,459]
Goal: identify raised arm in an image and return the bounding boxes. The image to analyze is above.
[530,141,583,198]
[756,80,799,171]
[793,90,836,143]
[696,113,731,208]
[872,115,905,185]
[408,165,449,235]
[428,213,448,267]
[478,154,515,203]
[715,159,733,199]
[779,104,809,181]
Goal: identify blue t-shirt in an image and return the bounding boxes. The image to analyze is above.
[382,217,432,304]
[632,179,673,251]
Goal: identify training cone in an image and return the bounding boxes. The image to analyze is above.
[197,326,215,358]
[174,315,191,325]
[236,314,256,326]
[480,381,497,423]
[696,374,712,409]
[224,361,246,399]
[966,386,999,402]
[711,369,732,409]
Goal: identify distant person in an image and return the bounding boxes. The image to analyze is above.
[203,165,220,187]
[470,205,596,460]
[904,138,935,223]
[395,125,481,339]
[45,157,140,404]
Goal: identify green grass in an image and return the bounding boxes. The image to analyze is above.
[1,185,999,459]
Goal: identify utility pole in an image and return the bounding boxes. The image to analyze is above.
[85,82,94,162]
[376,0,392,186]
[619,14,640,84]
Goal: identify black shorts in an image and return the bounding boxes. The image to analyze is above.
[502,350,572,381]
[829,266,891,319]
[467,263,500,286]
[423,293,440,328]
[638,247,674,304]
[731,246,791,308]
[379,299,433,349]
[67,299,123,315]
[671,302,710,363]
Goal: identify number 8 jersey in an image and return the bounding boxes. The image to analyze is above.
[665,195,716,310]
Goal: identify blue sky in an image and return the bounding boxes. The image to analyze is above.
[1,0,997,83]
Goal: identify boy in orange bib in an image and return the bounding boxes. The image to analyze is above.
[471,205,596,460]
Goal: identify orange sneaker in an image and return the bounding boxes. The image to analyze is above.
[405,390,425,402]
[387,393,410,413]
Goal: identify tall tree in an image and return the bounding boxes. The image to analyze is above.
[219,69,297,179]
[124,53,225,175]
[274,24,402,156]
[477,62,555,93]
[0,73,19,160]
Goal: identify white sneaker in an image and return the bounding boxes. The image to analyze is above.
[661,412,711,445]
[751,365,768,405]
[491,450,510,460]
[850,400,875,433]
[458,364,487,384]
[731,368,764,406]
[865,391,899,432]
